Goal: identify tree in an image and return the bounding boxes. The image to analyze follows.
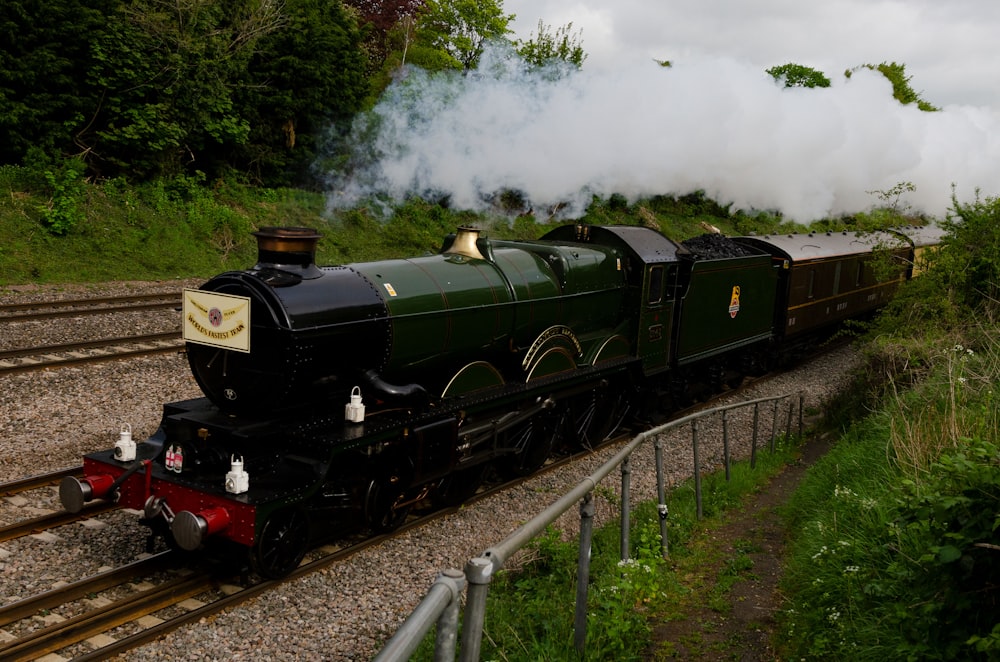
[414,0,514,70]
[342,0,424,79]
[516,20,586,70]
[345,0,423,31]
[766,63,831,88]
[235,0,368,185]
[83,0,284,179]
[846,61,939,111]
[0,0,115,164]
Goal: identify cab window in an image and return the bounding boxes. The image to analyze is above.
[647,265,664,305]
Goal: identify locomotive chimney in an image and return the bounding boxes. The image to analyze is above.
[252,226,323,278]
[442,226,487,261]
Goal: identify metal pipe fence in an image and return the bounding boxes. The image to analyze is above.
[373,391,803,661]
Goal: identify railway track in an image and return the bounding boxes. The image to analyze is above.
[0,468,233,660]
[0,292,185,374]
[0,468,113,544]
[0,529,395,662]
[0,292,180,323]
[0,467,82,496]
[0,488,459,659]
[0,331,185,375]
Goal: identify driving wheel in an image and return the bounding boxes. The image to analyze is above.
[252,506,310,579]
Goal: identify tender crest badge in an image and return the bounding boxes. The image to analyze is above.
[183,289,251,352]
[729,285,741,319]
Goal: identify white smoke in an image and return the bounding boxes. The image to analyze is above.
[324,44,1000,222]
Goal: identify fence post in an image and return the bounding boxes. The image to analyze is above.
[574,491,596,655]
[785,399,794,440]
[692,419,703,520]
[435,569,466,662]
[750,403,760,468]
[372,569,466,662]
[770,399,779,452]
[654,437,669,559]
[798,393,805,440]
[722,409,731,482]
[459,557,494,662]
[620,456,631,562]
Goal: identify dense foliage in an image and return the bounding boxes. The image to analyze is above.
[939,190,1000,307]
[235,0,368,185]
[0,0,367,185]
[0,0,111,160]
[413,0,513,70]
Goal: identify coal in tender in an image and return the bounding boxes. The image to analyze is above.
[681,234,758,260]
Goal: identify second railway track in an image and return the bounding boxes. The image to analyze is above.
[0,292,180,323]
[0,291,186,374]
[0,331,185,375]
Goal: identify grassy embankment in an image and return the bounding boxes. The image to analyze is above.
[0,165,791,285]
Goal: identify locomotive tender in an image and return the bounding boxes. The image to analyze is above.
[61,222,941,577]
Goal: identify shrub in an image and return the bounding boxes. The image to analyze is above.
[781,346,1000,660]
[938,189,1000,308]
[27,155,89,236]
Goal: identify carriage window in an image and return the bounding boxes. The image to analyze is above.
[832,262,842,295]
[856,262,864,286]
[647,265,664,304]
[807,269,816,299]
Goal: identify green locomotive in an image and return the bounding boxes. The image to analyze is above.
[62,222,926,577]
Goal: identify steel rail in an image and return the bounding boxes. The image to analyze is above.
[0,299,180,323]
[0,501,119,543]
[0,330,182,360]
[0,552,175,628]
[0,571,216,662]
[0,466,82,496]
[0,335,186,375]
[0,292,180,315]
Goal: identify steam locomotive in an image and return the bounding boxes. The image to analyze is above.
[61,222,942,577]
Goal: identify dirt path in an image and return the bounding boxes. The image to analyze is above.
[645,432,835,660]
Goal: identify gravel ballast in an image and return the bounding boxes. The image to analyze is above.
[0,281,859,660]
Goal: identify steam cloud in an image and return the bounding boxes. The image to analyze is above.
[324,44,1000,222]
